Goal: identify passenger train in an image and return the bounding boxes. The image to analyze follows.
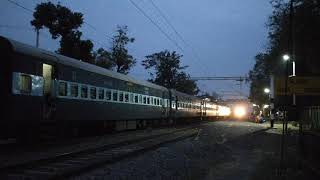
[0,36,230,140]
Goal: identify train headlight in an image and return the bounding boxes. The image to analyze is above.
[234,106,246,118]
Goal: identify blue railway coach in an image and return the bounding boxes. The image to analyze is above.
[0,36,229,141]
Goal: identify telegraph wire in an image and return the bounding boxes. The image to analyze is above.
[147,0,205,60]
[149,0,188,47]
[142,0,213,76]
[6,0,33,12]
[128,0,184,52]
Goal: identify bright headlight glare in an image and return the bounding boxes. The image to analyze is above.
[234,106,246,118]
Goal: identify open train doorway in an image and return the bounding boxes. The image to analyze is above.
[43,64,53,95]
[42,63,55,121]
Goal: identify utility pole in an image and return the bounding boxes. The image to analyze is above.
[36,29,39,48]
[280,0,295,174]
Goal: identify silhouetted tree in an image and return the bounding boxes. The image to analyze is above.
[249,0,320,104]
[94,48,114,69]
[31,2,94,63]
[175,72,199,95]
[198,91,222,102]
[110,26,136,74]
[142,50,199,95]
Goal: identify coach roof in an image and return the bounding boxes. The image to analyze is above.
[1,36,168,91]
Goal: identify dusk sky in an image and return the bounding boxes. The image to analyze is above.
[0,0,273,99]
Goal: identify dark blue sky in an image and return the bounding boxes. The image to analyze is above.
[0,0,272,99]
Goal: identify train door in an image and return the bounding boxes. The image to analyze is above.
[42,63,55,120]
[203,101,207,118]
[200,101,205,120]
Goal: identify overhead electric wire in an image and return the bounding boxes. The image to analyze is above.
[6,0,33,12]
[128,0,184,52]
[149,0,188,47]
[142,0,214,76]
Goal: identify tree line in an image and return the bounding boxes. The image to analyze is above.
[31,2,198,95]
[249,0,320,105]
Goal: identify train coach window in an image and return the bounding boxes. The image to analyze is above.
[130,93,134,103]
[160,99,163,106]
[143,96,146,104]
[119,92,124,102]
[20,74,32,94]
[90,87,97,99]
[139,95,142,104]
[70,84,79,97]
[147,97,150,104]
[134,95,138,103]
[98,88,104,100]
[157,99,160,106]
[125,93,129,102]
[81,85,88,98]
[113,91,118,101]
[106,90,112,101]
[58,82,67,96]
[154,98,157,105]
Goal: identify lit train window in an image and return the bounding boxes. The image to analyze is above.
[143,96,146,104]
[113,91,118,101]
[70,84,78,97]
[134,95,138,103]
[125,93,129,102]
[20,74,32,94]
[81,85,88,98]
[59,82,67,96]
[119,92,124,102]
[90,87,97,99]
[98,88,104,100]
[139,95,142,103]
[106,90,112,101]
[130,93,134,103]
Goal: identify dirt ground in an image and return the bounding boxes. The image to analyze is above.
[68,121,319,180]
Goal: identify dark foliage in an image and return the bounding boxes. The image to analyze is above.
[249,0,320,105]
[31,2,94,63]
[142,50,199,95]
[110,26,136,74]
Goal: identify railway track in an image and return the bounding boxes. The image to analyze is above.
[0,128,198,180]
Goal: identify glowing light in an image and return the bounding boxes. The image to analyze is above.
[218,107,231,116]
[264,88,270,94]
[283,54,290,61]
[263,104,269,109]
[234,106,246,118]
[253,104,258,107]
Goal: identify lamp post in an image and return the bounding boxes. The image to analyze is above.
[280,0,296,173]
[264,88,271,94]
[264,88,273,127]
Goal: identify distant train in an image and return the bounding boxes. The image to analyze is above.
[0,36,230,140]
